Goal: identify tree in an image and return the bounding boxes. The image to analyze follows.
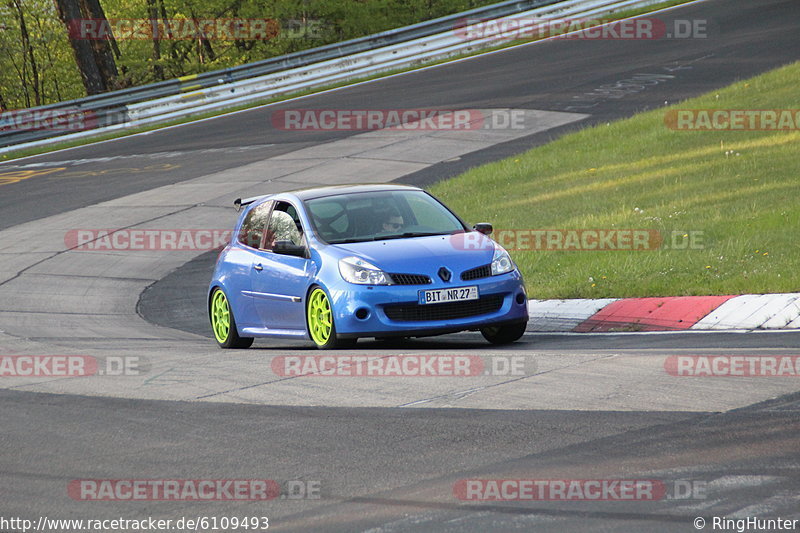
[81,0,120,84]
[0,0,83,107]
[146,0,164,79]
[11,0,41,105]
[54,0,118,95]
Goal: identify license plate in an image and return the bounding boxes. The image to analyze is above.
[419,286,479,305]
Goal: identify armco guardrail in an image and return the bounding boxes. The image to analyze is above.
[0,0,664,154]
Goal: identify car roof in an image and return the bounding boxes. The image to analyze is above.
[289,183,423,201]
[235,184,425,212]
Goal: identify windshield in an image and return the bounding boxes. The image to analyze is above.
[304,190,466,244]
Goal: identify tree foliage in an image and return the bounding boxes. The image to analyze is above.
[0,0,491,108]
[0,0,84,108]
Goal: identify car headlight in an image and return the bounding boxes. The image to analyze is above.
[339,256,391,285]
[491,246,515,276]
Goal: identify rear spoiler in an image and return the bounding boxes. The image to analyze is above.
[234,195,269,212]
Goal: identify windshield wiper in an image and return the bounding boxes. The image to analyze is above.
[328,238,371,244]
[330,232,453,244]
[373,232,450,241]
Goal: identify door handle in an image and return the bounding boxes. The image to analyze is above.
[253,263,263,271]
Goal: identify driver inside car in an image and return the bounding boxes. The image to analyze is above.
[379,207,405,233]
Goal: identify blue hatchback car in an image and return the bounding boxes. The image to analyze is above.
[208,184,528,349]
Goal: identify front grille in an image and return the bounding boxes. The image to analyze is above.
[461,264,492,281]
[384,294,504,322]
[390,273,432,285]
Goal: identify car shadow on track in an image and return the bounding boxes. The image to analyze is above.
[244,334,522,351]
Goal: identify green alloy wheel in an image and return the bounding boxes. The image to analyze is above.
[210,288,253,349]
[307,287,355,349]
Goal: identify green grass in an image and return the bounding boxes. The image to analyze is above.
[430,61,800,299]
[0,0,693,162]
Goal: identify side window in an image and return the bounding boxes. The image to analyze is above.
[307,199,349,241]
[238,202,272,248]
[264,201,305,251]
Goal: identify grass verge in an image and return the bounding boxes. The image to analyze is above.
[430,61,800,298]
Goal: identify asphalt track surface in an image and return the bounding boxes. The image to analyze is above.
[2,0,800,531]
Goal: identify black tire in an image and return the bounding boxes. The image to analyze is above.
[480,322,527,345]
[210,288,254,349]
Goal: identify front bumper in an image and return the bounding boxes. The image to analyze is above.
[328,271,528,337]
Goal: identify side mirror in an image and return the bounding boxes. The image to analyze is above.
[273,240,307,258]
[473,223,493,236]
